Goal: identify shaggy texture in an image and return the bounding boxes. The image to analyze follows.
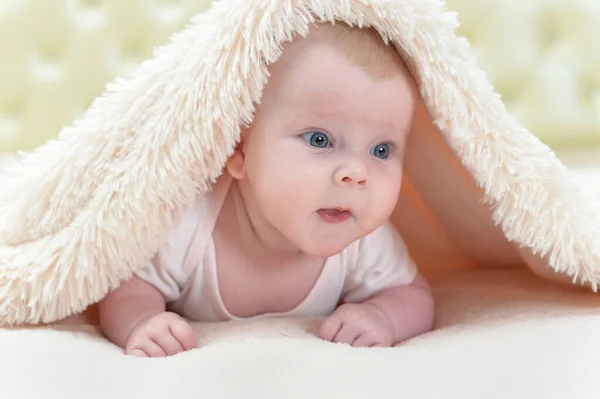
[1,0,600,327]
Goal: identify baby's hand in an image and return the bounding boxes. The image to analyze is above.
[318,303,394,347]
[126,312,196,357]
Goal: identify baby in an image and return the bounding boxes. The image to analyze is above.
[98,22,435,357]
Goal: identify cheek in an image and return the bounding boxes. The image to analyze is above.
[246,141,320,214]
[369,167,403,218]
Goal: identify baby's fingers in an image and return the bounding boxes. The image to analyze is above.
[350,334,379,348]
[126,339,166,357]
[318,314,343,342]
[332,323,361,345]
[319,315,362,345]
[170,319,197,351]
[154,332,185,356]
[127,349,147,357]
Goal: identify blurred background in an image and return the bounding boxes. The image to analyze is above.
[0,0,599,163]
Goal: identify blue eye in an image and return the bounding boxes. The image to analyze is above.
[302,131,331,148]
[371,143,390,159]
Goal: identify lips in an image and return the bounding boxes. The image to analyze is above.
[317,208,352,223]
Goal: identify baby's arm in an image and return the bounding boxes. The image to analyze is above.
[364,273,435,344]
[319,222,434,346]
[98,275,166,348]
[319,273,434,347]
[98,275,196,356]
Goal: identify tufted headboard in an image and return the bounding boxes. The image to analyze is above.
[0,0,599,155]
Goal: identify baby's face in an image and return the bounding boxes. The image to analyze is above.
[232,36,415,257]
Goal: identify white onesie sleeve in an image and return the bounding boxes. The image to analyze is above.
[342,221,417,304]
[134,206,201,303]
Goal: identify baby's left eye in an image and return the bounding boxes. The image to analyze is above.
[370,143,390,159]
[301,131,331,149]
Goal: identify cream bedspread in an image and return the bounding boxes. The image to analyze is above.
[2,267,599,399]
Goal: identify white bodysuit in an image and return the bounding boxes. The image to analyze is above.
[135,173,417,322]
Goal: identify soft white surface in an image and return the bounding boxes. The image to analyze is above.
[2,268,600,399]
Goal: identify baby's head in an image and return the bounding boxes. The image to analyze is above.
[226,22,417,257]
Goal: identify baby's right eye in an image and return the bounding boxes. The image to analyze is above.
[302,131,331,148]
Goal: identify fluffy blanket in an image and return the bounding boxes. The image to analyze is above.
[1,0,600,397]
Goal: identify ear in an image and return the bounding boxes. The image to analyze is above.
[226,134,247,180]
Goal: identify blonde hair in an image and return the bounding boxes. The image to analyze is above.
[311,22,409,80]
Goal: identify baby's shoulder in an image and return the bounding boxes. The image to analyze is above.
[161,188,216,248]
[338,221,416,301]
[356,221,406,252]
[342,221,409,269]
[161,174,233,261]
[160,199,205,255]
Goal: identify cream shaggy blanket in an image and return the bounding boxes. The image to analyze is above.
[2,0,600,397]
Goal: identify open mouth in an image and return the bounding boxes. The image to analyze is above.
[317,208,352,223]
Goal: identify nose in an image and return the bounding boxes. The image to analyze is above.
[333,157,368,187]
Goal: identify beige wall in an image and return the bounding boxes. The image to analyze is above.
[446,0,600,149]
[0,0,213,154]
[0,0,599,155]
